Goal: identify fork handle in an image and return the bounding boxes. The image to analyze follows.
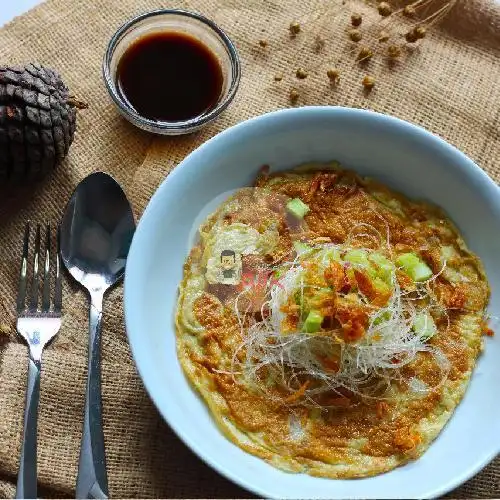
[76,292,109,499]
[16,356,41,499]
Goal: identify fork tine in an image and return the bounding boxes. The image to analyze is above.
[41,224,51,312]
[29,224,41,311]
[16,222,30,313]
[54,226,62,313]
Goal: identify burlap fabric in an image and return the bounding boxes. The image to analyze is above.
[0,0,499,497]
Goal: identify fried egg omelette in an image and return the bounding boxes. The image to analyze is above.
[175,163,490,478]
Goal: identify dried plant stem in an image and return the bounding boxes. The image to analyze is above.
[268,0,459,98]
[372,0,458,30]
[415,0,458,28]
[351,0,458,62]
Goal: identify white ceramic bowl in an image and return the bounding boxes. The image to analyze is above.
[124,107,500,499]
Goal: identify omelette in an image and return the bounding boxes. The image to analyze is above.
[175,163,490,478]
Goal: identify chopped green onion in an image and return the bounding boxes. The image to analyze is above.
[372,277,391,294]
[304,310,324,333]
[412,313,437,341]
[345,249,378,278]
[344,249,369,267]
[369,253,393,283]
[321,247,341,262]
[293,240,312,255]
[396,252,432,282]
[411,263,433,282]
[372,310,391,326]
[287,198,310,219]
[396,252,420,268]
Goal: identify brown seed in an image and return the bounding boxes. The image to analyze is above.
[259,39,268,48]
[296,68,308,79]
[313,35,325,53]
[348,29,362,42]
[289,21,301,35]
[327,68,340,83]
[357,46,373,62]
[0,327,9,347]
[403,5,416,17]
[415,26,426,39]
[289,89,300,103]
[406,26,426,43]
[362,75,376,90]
[351,13,362,27]
[378,31,390,43]
[378,2,392,17]
[405,30,419,43]
[274,74,283,82]
[387,44,401,58]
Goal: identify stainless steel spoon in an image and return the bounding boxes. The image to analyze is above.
[60,172,135,499]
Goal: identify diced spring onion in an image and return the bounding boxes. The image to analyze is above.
[412,313,437,341]
[293,241,312,255]
[287,198,310,219]
[344,249,369,267]
[304,310,323,333]
[396,252,432,282]
[369,253,394,283]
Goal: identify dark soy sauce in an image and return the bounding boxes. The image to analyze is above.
[116,32,224,122]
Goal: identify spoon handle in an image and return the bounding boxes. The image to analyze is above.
[76,292,109,499]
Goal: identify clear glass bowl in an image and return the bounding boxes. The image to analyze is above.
[103,9,241,135]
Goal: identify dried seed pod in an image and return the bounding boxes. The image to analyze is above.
[405,30,419,43]
[415,26,427,39]
[348,29,362,42]
[289,21,301,36]
[351,13,362,27]
[357,46,374,62]
[296,68,308,79]
[0,323,10,346]
[378,2,392,17]
[289,89,299,103]
[274,74,283,82]
[405,26,426,43]
[362,75,376,90]
[327,68,340,83]
[378,31,390,43]
[258,39,268,48]
[313,35,325,53]
[387,44,402,58]
[403,5,416,17]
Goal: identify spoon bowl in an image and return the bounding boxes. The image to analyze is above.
[60,172,135,293]
[60,171,135,499]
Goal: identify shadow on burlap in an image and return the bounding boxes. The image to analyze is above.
[0,0,499,497]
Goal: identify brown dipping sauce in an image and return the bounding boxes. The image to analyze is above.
[116,32,224,122]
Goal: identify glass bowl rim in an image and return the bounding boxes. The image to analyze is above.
[102,8,241,132]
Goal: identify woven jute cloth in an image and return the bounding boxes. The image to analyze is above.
[0,0,499,497]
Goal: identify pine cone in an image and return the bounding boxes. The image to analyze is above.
[0,63,84,183]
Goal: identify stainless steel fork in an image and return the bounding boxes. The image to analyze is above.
[15,222,62,500]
